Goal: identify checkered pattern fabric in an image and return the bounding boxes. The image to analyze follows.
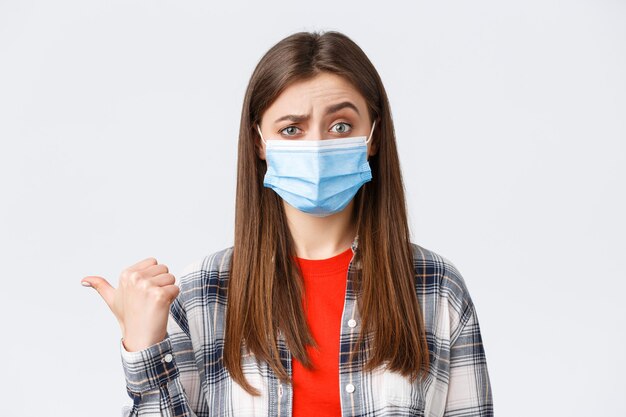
[120,237,493,416]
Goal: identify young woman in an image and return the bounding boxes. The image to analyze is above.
[82,31,493,417]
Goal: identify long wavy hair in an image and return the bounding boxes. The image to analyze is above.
[224,30,430,396]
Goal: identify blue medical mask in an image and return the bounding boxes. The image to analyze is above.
[257,121,376,217]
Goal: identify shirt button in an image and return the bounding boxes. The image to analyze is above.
[163,353,173,363]
[345,383,355,393]
[348,319,357,328]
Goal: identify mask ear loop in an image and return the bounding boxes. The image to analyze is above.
[256,124,267,145]
[365,120,377,144]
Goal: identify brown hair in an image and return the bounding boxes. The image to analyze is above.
[224,30,430,395]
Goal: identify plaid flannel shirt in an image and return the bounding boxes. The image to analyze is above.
[119,237,493,416]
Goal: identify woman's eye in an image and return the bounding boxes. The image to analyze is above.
[280,126,301,136]
[330,122,352,134]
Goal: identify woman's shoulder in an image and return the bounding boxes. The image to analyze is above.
[174,245,234,289]
[409,242,476,315]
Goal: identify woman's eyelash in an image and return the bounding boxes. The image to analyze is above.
[331,122,352,132]
[280,126,301,135]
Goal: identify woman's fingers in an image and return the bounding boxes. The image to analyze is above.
[160,284,180,304]
[147,272,176,287]
[126,257,159,272]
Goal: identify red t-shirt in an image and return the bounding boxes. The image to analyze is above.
[291,246,353,416]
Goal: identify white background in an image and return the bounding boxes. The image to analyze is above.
[1,0,624,415]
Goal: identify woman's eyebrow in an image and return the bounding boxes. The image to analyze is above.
[273,101,360,124]
[325,101,360,116]
[274,114,308,123]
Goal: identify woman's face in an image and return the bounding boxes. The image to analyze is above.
[256,71,377,160]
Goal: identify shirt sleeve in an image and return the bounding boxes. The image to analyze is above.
[119,293,209,417]
[444,302,494,416]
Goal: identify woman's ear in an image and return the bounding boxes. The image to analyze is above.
[367,117,381,158]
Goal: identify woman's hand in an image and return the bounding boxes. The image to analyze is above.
[81,257,180,352]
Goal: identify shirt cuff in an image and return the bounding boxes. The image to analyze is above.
[119,334,180,394]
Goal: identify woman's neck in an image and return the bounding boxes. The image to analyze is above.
[282,199,357,260]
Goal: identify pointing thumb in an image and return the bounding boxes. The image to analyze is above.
[81,276,115,309]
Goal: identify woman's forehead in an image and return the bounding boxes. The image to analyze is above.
[262,72,368,123]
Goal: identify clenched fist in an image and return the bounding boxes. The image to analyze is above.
[81,257,180,352]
